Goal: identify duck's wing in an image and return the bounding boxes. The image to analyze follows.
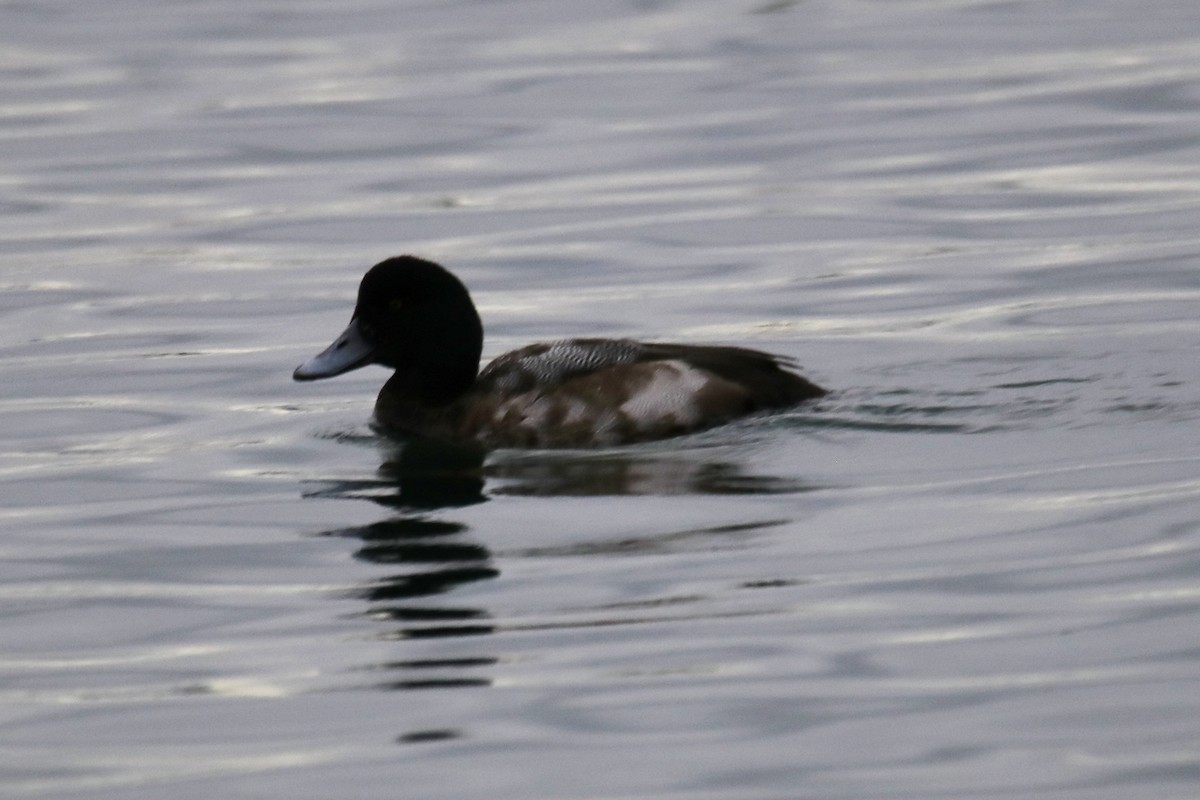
[477,338,824,406]
[637,343,826,406]
[476,338,648,394]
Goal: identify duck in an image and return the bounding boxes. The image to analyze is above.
[294,256,825,448]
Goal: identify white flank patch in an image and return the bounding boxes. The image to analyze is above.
[619,360,707,430]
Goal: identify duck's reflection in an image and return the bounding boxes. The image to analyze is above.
[309,441,497,699]
[485,450,818,497]
[304,440,489,510]
[307,434,821,707]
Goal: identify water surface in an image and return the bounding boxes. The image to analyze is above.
[3,1,1200,798]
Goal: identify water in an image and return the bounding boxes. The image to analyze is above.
[3,0,1200,797]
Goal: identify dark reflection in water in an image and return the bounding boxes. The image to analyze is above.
[396,729,463,745]
[304,439,489,510]
[323,522,497,637]
[484,448,821,497]
[304,432,820,743]
[310,440,498,704]
[503,517,791,559]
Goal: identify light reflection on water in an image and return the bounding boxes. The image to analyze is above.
[2,0,1200,798]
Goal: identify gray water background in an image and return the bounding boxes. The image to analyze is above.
[2,1,1200,797]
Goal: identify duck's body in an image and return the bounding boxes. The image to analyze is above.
[295,256,825,448]
[377,337,822,448]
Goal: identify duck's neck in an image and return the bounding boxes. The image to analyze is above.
[374,372,486,441]
[378,359,476,406]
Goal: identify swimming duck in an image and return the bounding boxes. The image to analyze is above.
[294,256,825,448]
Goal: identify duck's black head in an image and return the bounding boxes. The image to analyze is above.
[293,256,484,405]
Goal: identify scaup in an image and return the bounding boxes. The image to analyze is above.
[294,256,825,448]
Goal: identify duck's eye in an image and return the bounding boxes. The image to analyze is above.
[389,299,404,312]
